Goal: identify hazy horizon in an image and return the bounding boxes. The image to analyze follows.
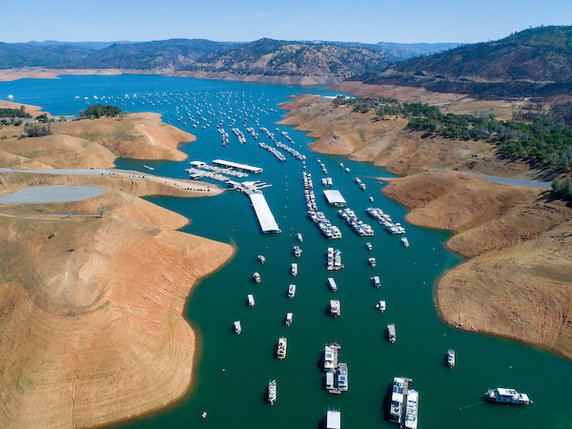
[3,0,571,45]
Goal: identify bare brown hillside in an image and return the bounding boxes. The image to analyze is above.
[383,171,572,359]
[280,96,490,176]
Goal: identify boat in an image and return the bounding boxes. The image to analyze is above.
[446,349,456,368]
[336,363,349,392]
[233,320,242,335]
[297,232,303,242]
[389,377,408,424]
[376,300,386,312]
[387,323,396,343]
[403,389,419,429]
[371,276,381,288]
[359,183,366,191]
[344,168,350,173]
[401,237,410,248]
[328,277,338,292]
[257,254,266,263]
[267,380,277,404]
[365,242,373,251]
[368,257,377,267]
[285,312,293,326]
[142,164,155,171]
[323,343,340,371]
[252,272,261,283]
[325,410,341,429]
[330,299,341,317]
[369,196,374,202]
[276,337,287,359]
[485,388,532,405]
[293,245,302,258]
[291,263,298,277]
[288,284,296,298]
[247,294,255,307]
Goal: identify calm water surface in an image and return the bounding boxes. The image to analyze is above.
[2,75,570,429]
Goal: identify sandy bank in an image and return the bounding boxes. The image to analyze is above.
[279,95,490,176]
[382,171,572,359]
[0,68,340,86]
[0,99,46,116]
[0,187,234,428]
[0,113,195,169]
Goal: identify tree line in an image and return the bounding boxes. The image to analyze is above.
[335,96,572,170]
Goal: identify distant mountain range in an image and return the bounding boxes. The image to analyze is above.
[2,27,570,98]
[361,26,572,98]
[0,38,388,82]
[0,38,461,83]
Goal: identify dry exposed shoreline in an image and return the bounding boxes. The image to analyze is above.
[281,95,572,360]
[0,114,234,428]
[0,68,339,85]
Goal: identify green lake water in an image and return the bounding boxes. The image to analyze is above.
[1,75,570,429]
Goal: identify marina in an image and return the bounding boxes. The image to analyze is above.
[7,74,570,429]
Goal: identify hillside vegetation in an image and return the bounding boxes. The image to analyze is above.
[0,38,387,82]
[362,26,572,98]
[338,95,572,171]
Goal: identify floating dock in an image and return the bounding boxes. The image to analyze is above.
[248,191,281,234]
[212,159,263,174]
[323,189,347,207]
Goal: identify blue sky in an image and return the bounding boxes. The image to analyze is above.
[3,0,571,44]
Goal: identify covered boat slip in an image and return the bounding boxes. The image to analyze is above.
[248,191,281,234]
[323,189,347,207]
[212,158,263,174]
[326,410,341,429]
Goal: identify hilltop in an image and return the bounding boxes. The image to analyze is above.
[0,38,387,84]
[361,26,572,98]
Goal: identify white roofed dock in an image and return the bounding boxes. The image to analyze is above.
[248,191,281,234]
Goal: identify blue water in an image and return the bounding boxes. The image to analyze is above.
[1,74,570,429]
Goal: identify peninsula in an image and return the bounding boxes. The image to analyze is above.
[0,107,234,428]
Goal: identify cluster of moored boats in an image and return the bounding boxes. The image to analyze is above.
[326,247,344,271]
[303,172,343,239]
[324,343,348,394]
[338,208,375,236]
[366,207,407,235]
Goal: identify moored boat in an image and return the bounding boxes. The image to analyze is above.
[233,320,242,335]
[366,242,373,251]
[403,389,419,429]
[247,294,255,307]
[293,245,302,258]
[267,380,277,404]
[401,237,410,248]
[291,263,298,276]
[276,337,287,359]
[330,299,341,317]
[252,272,261,283]
[257,254,266,263]
[288,284,296,298]
[485,388,532,404]
[371,276,381,288]
[387,323,396,343]
[446,349,456,368]
[297,232,303,242]
[285,312,293,326]
[376,300,386,312]
[368,257,377,267]
[328,277,338,292]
